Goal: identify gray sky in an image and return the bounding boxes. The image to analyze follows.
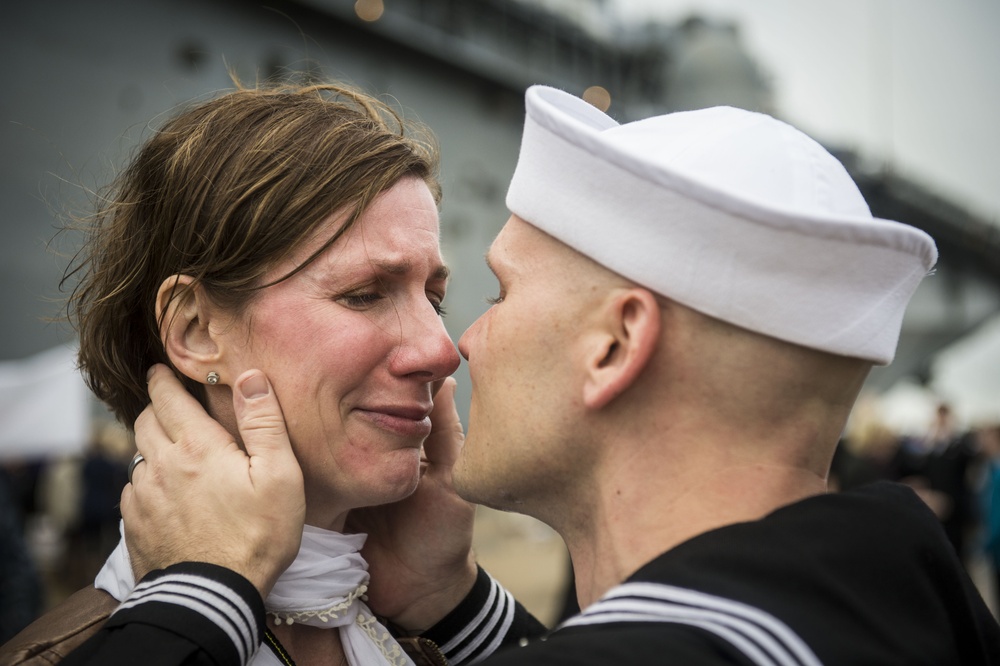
[613,0,1000,226]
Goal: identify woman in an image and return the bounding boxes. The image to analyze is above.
[6,81,462,665]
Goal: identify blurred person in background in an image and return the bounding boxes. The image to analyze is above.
[1,81,543,666]
[976,423,1000,615]
[0,467,43,643]
[829,398,905,492]
[58,86,1000,665]
[50,424,133,593]
[897,402,979,561]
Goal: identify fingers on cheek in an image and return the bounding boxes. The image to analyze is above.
[120,484,133,515]
[134,409,152,439]
[120,482,151,521]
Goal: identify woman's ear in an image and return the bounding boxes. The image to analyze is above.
[156,275,225,384]
[582,288,661,410]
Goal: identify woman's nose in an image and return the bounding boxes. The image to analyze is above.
[393,302,461,380]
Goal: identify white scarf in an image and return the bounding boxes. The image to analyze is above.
[96,521,414,666]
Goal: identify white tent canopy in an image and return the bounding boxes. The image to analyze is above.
[931,312,1000,427]
[0,344,90,460]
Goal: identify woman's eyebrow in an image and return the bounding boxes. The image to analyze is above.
[370,259,450,281]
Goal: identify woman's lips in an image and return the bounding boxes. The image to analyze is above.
[354,406,433,437]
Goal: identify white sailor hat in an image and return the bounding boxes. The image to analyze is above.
[506,85,937,365]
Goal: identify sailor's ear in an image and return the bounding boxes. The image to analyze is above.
[582,288,661,410]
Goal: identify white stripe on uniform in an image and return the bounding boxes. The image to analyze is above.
[561,582,822,666]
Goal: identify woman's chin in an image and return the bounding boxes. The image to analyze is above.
[304,448,424,522]
[378,455,424,502]
[353,450,423,507]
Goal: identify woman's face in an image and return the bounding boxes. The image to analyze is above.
[219,177,460,527]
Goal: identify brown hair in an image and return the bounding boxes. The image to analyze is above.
[64,81,440,426]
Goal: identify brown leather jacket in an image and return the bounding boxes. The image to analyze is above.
[0,586,454,666]
[0,586,118,666]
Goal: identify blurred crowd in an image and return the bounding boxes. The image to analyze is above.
[831,399,1000,614]
[2,399,999,641]
[0,422,133,642]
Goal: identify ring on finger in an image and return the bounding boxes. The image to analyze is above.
[128,452,145,484]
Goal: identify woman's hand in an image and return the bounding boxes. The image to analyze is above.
[122,364,305,598]
[347,377,478,631]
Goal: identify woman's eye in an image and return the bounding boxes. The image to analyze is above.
[342,292,383,308]
[426,292,447,317]
[485,294,504,305]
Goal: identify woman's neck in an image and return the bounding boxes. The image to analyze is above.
[267,616,347,666]
[305,509,349,533]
